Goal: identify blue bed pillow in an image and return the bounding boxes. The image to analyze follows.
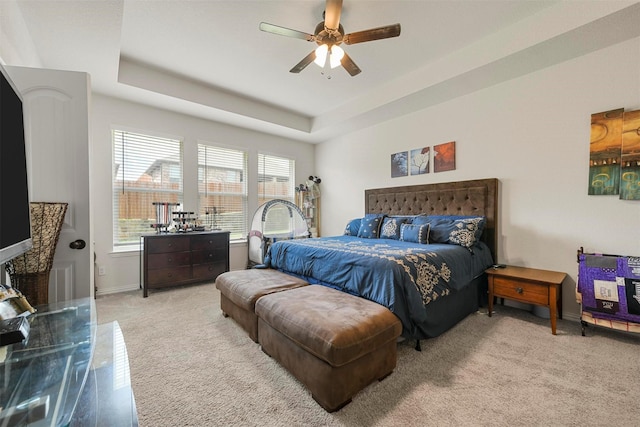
[357,215,385,238]
[363,213,386,220]
[426,215,486,250]
[399,223,430,244]
[388,215,421,224]
[380,217,409,240]
[409,215,430,226]
[344,218,362,236]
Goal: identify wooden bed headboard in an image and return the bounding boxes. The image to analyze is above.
[364,178,499,260]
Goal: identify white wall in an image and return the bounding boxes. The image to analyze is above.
[0,0,41,68]
[316,37,640,321]
[91,95,314,295]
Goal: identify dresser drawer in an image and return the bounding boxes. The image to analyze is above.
[191,248,227,265]
[146,236,190,254]
[146,265,191,287]
[192,262,227,281]
[493,277,549,305]
[147,252,191,269]
[191,234,227,250]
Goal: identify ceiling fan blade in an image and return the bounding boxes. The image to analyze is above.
[259,22,315,41]
[341,52,361,76]
[324,0,343,30]
[290,50,317,73]
[343,23,401,45]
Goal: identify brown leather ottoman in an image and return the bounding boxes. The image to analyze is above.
[256,285,402,412]
[215,269,308,342]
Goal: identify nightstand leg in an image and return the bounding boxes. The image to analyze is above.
[549,285,557,335]
[487,278,494,317]
[558,289,563,320]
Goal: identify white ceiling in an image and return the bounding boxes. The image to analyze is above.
[12,0,640,143]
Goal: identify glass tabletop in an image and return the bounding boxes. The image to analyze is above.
[0,298,96,426]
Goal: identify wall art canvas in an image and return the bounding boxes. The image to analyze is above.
[589,108,622,195]
[621,109,640,200]
[410,147,429,175]
[433,141,456,173]
[391,151,408,178]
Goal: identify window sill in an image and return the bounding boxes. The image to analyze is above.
[111,237,247,255]
[110,245,141,257]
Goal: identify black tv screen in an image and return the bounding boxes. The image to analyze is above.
[0,63,32,265]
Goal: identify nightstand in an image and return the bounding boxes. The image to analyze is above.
[486,265,566,335]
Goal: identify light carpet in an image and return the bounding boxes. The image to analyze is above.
[96,282,640,426]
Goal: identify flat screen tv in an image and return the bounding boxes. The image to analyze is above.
[0,63,32,266]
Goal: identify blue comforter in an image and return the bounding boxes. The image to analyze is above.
[264,235,493,339]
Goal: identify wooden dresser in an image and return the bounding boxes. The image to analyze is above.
[142,231,230,297]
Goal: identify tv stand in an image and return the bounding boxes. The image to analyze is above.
[0,298,138,426]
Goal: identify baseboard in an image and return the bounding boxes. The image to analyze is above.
[562,312,581,322]
[96,283,140,296]
[500,300,582,323]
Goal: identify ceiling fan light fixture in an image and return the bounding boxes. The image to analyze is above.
[330,45,344,68]
[261,0,401,76]
[314,44,328,67]
[314,44,344,69]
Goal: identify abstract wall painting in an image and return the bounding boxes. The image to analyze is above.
[410,147,429,175]
[434,141,456,173]
[391,151,408,178]
[589,108,623,195]
[588,107,640,200]
[621,110,640,200]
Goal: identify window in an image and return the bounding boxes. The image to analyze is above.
[258,153,295,206]
[198,144,248,240]
[112,130,183,246]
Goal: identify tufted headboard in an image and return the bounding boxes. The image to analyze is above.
[365,178,499,260]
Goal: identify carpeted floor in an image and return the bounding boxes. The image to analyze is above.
[96,282,640,426]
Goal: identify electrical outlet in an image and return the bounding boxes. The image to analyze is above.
[98,266,106,276]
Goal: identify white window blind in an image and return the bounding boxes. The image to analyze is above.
[113,130,183,246]
[197,144,248,240]
[258,153,295,206]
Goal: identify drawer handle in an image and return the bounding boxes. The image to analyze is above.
[208,253,213,258]
[516,287,523,294]
[168,257,173,262]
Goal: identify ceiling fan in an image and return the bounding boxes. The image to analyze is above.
[259,0,401,77]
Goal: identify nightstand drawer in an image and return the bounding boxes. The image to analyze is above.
[493,277,549,305]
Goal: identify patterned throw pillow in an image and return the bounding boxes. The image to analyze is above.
[399,223,430,244]
[344,218,362,236]
[357,215,384,238]
[427,215,486,250]
[380,217,409,240]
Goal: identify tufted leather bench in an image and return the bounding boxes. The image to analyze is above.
[256,285,402,412]
[215,269,309,342]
